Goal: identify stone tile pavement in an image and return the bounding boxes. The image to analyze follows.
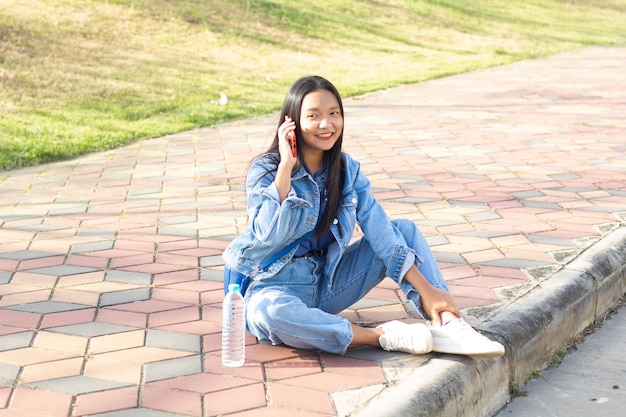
[0,46,625,416]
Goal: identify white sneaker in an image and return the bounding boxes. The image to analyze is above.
[378,320,433,355]
[430,318,505,358]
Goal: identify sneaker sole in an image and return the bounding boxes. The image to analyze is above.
[431,337,505,358]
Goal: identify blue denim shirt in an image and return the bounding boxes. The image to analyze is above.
[222,152,419,285]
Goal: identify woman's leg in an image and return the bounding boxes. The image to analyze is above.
[316,236,388,314]
[391,218,452,320]
[244,255,354,354]
[245,287,353,354]
[318,218,449,320]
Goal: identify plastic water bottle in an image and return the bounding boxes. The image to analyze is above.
[222,283,245,367]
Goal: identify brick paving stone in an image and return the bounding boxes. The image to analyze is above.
[142,355,203,383]
[0,251,61,261]
[88,330,146,354]
[45,322,140,338]
[19,357,84,383]
[451,275,526,289]
[16,255,66,270]
[266,382,336,415]
[355,302,411,324]
[244,344,302,363]
[156,280,216,293]
[24,265,100,277]
[264,353,323,381]
[119,263,193,275]
[226,407,333,417]
[81,409,188,417]
[203,383,268,416]
[0,289,52,307]
[39,308,97,329]
[61,281,142,296]
[349,295,397,310]
[100,288,151,307]
[72,386,139,417]
[152,372,257,394]
[51,288,101,306]
[109,300,191,314]
[153,287,203,304]
[55,271,106,287]
[201,334,222,354]
[23,375,132,395]
[105,270,152,285]
[0,332,34,351]
[8,387,74,416]
[151,320,219,335]
[70,240,116,254]
[0,310,41,330]
[0,347,80,367]
[89,247,154,259]
[276,371,386,393]
[7,272,57,288]
[33,331,88,355]
[145,330,201,352]
[201,288,224,307]
[152,269,200,286]
[85,347,195,385]
[141,384,202,416]
[83,357,143,385]
[109,254,156,269]
[5,301,91,314]
[199,305,222,324]
[321,354,386,381]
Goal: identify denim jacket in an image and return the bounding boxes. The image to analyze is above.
[222,152,418,285]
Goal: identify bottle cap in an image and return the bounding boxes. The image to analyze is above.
[228,283,241,292]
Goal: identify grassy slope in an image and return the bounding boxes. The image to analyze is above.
[0,0,625,171]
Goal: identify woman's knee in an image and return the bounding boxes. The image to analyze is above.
[391,218,418,234]
[246,290,301,329]
[391,218,425,245]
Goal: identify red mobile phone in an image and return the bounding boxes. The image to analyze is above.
[287,130,297,157]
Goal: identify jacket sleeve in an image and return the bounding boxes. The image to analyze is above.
[245,156,314,246]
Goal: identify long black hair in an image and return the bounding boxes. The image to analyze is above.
[263,75,346,236]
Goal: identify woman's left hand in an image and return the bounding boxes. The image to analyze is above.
[419,285,460,327]
[278,115,297,166]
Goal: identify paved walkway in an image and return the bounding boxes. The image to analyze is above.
[0,46,625,417]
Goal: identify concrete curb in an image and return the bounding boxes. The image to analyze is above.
[351,227,626,417]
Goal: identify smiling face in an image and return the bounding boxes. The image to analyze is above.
[298,89,344,160]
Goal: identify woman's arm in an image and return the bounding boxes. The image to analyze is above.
[275,116,297,202]
[244,115,303,241]
[274,161,293,203]
[403,265,460,326]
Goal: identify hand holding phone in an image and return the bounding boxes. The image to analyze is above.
[284,115,297,157]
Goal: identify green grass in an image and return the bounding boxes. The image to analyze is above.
[1,0,625,171]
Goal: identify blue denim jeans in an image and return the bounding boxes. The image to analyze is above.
[244,219,449,354]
